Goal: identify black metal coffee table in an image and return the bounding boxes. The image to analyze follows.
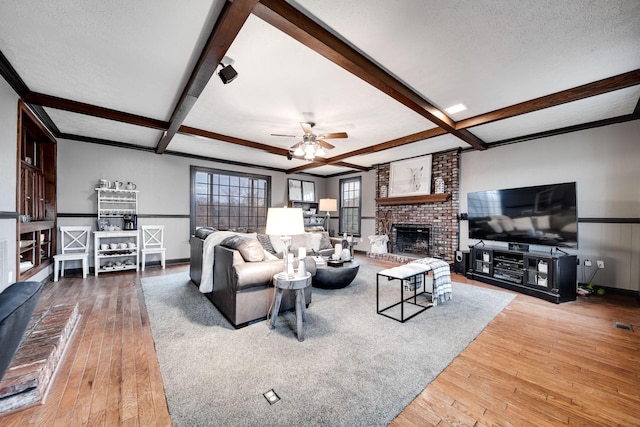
[312,259,360,289]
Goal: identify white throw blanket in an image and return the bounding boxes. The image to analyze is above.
[198,231,257,293]
[409,257,453,306]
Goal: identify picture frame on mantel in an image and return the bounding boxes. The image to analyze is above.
[388,155,433,197]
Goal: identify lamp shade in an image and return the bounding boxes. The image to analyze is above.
[265,208,305,236]
[319,198,337,212]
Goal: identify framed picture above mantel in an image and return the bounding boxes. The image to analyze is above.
[388,155,432,197]
[288,179,316,202]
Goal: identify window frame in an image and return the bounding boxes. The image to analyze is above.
[339,176,362,236]
[190,165,271,235]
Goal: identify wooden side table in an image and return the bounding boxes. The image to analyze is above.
[270,272,312,341]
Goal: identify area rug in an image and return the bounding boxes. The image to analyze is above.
[141,264,514,426]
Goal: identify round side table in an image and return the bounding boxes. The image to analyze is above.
[270,272,312,341]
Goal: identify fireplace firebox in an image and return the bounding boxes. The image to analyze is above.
[392,224,431,256]
[391,224,446,258]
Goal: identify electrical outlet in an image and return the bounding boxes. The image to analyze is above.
[584,259,592,267]
[597,260,605,269]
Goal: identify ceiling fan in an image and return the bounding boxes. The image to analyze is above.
[271,122,348,160]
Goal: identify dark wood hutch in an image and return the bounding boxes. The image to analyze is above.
[16,101,57,280]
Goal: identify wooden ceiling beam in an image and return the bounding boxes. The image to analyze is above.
[284,158,367,174]
[287,127,448,173]
[23,92,169,130]
[457,69,640,129]
[155,0,259,154]
[332,161,369,171]
[253,0,487,151]
[178,125,290,155]
[326,128,448,164]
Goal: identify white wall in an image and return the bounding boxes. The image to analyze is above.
[56,138,327,268]
[460,120,640,291]
[0,78,19,291]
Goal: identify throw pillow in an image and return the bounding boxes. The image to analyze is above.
[308,232,322,252]
[319,232,333,250]
[256,233,276,254]
[194,227,217,239]
[220,236,265,262]
[269,235,284,254]
[290,234,308,251]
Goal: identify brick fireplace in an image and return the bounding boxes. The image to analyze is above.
[370,150,460,265]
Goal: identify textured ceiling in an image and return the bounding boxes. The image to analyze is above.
[0,0,638,176]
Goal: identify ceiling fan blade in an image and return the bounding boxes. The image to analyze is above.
[271,133,299,138]
[318,132,348,139]
[300,122,314,134]
[317,140,335,150]
[290,141,304,149]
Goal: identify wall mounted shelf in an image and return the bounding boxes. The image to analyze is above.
[375,193,450,206]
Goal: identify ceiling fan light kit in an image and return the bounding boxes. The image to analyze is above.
[272,121,348,161]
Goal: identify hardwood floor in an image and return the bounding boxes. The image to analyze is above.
[0,268,173,427]
[1,257,638,426]
[390,272,640,426]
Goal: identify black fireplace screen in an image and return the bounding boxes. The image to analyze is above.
[391,224,446,258]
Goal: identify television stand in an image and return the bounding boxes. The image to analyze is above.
[467,245,577,303]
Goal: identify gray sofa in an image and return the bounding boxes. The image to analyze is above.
[190,229,317,328]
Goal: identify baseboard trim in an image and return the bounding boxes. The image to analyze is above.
[578,282,640,299]
[54,258,190,278]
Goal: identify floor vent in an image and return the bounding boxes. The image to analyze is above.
[614,322,634,332]
[263,389,280,405]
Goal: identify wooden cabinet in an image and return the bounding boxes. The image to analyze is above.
[468,245,576,303]
[16,101,57,280]
[20,164,46,220]
[18,221,55,280]
[94,187,140,275]
[93,231,139,276]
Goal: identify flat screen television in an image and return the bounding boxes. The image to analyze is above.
[467,182,578,249]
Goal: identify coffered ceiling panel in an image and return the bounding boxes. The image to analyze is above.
[471,85,640,142]
[0,0,223,120]
[43,108,163,149]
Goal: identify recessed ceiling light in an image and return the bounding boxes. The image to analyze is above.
[445,104,467,115]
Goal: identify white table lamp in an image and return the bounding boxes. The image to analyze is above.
[318,198,337,232]
[266,207,305,277]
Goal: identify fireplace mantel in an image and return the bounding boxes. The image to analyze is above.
[375,193,450,206]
